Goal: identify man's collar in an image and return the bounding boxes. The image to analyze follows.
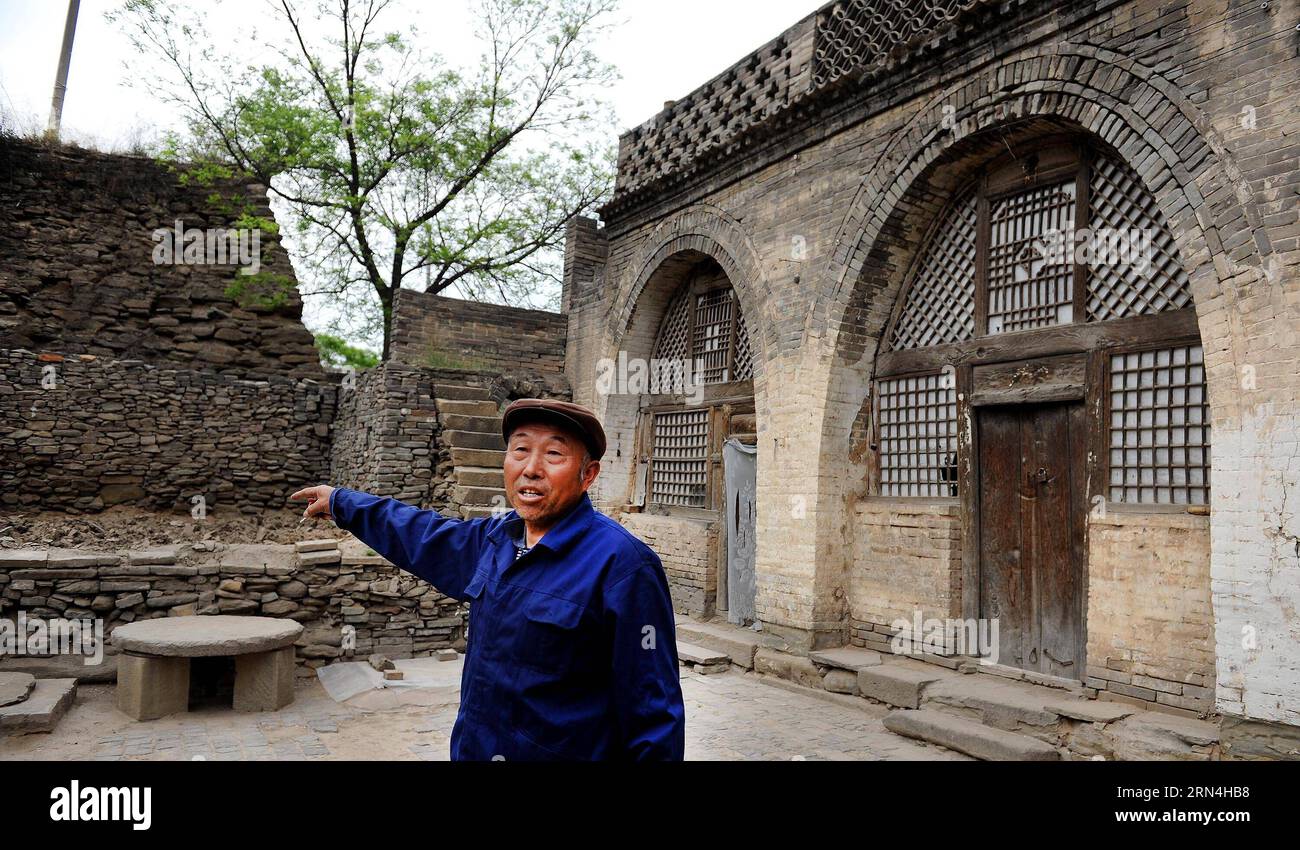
[489,492,596,555]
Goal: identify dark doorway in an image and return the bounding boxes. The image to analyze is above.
[977,401,1087,679]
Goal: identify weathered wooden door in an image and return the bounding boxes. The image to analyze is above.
[977,401,1086,679]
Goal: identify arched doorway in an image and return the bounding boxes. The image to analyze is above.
[870,135,1207,680]
[601,251,758,621]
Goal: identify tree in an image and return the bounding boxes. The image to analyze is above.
[112,0,617,358]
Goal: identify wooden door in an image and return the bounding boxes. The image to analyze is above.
[977,401,1086,678]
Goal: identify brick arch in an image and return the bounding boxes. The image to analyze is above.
[609,203,773,394]
[810,43,1275,425]
[587,204,771,512]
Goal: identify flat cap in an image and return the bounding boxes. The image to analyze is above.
[501,398,607,461]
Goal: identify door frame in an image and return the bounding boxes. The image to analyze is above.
[959,354,1094,680]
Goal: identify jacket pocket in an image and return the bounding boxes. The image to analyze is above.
[512,591,585,672]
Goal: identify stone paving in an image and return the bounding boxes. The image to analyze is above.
[0,664,967,761]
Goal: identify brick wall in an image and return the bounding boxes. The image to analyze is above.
[1087,510,1215,715]
[849,499,961,652]
[617,512,716,618]
[0,350,335,513]
[390,289,567,388]
[0,137,323,381]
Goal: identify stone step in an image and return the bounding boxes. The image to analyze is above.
[434,384,492,401]
[455,466,505,488]
[0,672,36,707]
[451,448,505,468]
[676,641,730,666]
[455,485,506,506]
[439,399,500,417]
[857,662,947,709]
[921,673,1132,741]
[674,620,763,670]
[0,678,78,736]
[460,507,501,520]
[810,646,884,672]
[884,709,1061,761]
[442,413,502,433]
[444,430,505,451]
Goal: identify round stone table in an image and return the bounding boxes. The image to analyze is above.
[111,616,303,721]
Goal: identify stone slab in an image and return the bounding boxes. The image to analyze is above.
[858,664,945,709]
[0,678,77,735]
[111,615,303,657]
[234,646,295,711]
[128,547,179,565]
[0,654,119,684]
[116,654,189,721]
[810,646,884,672]
[0,550,48,569]
[884,709,1060,761]
[295,540,339,554]
[675,620,763,669]
[0,672,36,707]
[676,641,729,666]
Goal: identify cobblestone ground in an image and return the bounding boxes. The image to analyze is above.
[0,665,965,761]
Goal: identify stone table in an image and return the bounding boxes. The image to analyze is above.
[110,616,303,721]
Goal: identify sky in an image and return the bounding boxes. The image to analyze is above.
[0,0,824,146]
[0,0,826,351]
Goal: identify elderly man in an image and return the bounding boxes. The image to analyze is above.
[291,398,685,761]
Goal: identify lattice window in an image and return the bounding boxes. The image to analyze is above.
[652,289,691,362]
[877,374,958,497]
[987,180,1077,334]
[1087,154,1193,321]
[889,191,978,350]
[649,409,710,507]
[693,288,734,383]
[1108,345,1210,505]
[734,310,754,381]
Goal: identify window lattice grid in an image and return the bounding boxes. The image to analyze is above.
[987,180,1077,334]
[889,191,979,350]
[878,374,959,498]
[649,409,710,507]
[1087,154,1194,322]
[692,289,734,383]
[1108,345,1210,505]
[652,289,692,362]
[734,310,754,381]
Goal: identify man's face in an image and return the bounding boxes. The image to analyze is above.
[504,421,600,527]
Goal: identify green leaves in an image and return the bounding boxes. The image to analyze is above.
[113,0,619,358]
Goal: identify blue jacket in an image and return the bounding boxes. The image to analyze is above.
[328,487,686,761]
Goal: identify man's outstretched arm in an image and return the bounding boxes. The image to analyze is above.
[290,485,488,601]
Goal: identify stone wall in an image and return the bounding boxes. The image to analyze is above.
[850,500,962,653]
[1087,510,1215,715]
[0,137,323,381]
[329,363,571,511]
[0,349,335,513]
[618,512,717,617]
[390,288,567,389]
[0,540,466,676]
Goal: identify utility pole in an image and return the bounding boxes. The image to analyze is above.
[46,0,81,141]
